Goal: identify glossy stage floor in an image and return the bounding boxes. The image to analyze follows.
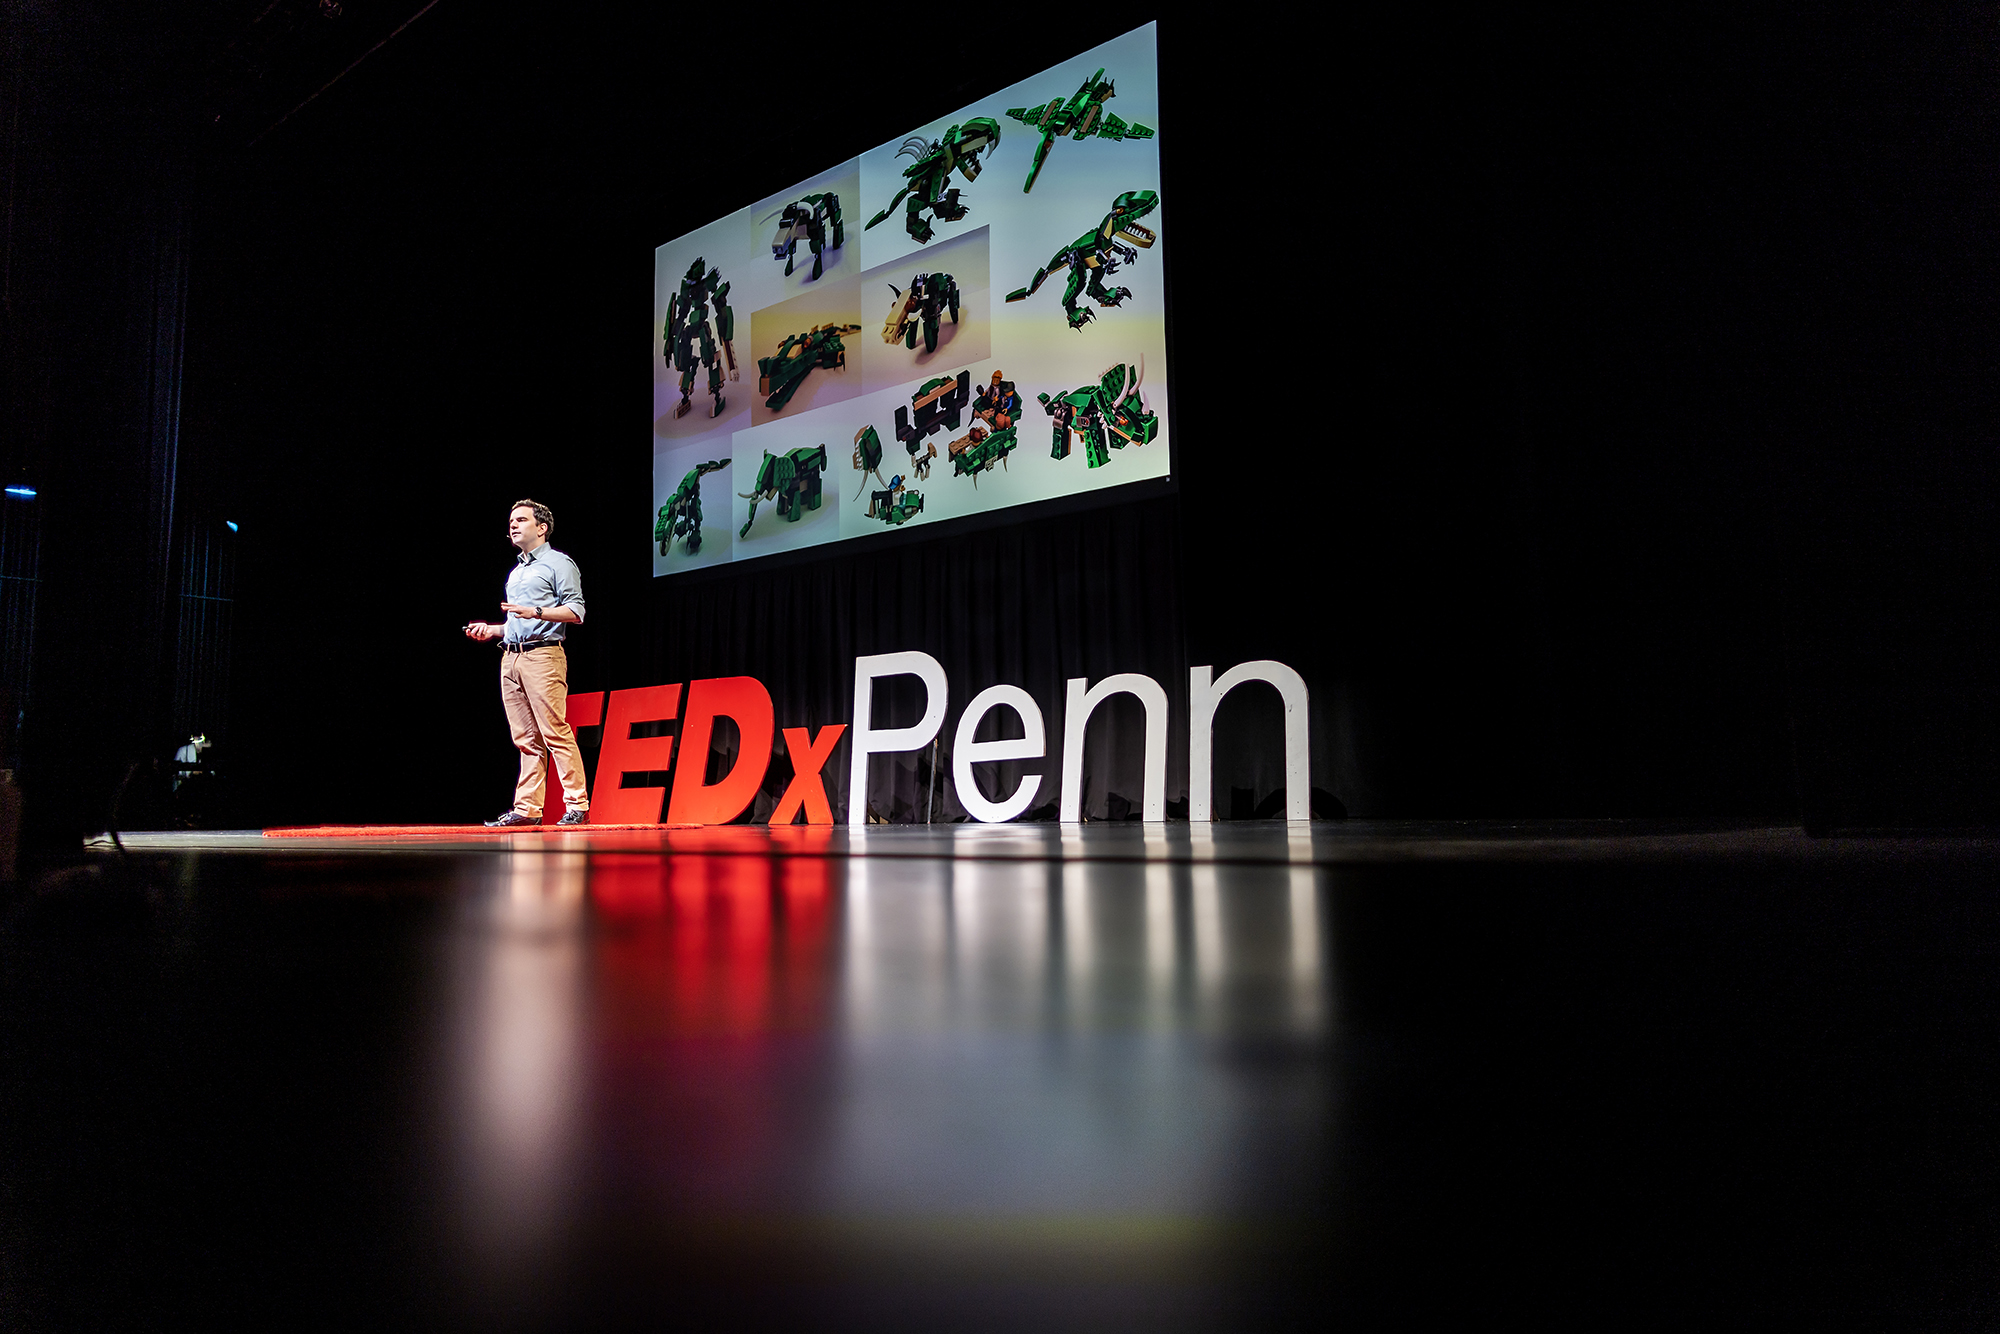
[4,822,1999,1328]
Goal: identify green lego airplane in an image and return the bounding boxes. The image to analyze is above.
[1004,68,1154,193]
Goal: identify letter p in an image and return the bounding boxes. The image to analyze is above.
[846,651,948,826]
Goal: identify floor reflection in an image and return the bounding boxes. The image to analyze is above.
[442,851,589,1302]
[38,825,2000,1325]
[432,835,1332,1319]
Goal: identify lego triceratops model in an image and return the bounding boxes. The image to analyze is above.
[655,458,729,556]
[765,193,844,280]
[739,445,828,537]
[893,370,971,480]
[757,323,863,413]
[1038,358,1158,468]
[864,118,1001,244]
[1005,67,1155,193]
[881,272,960,354]
[1005,189,1159,329]
[866,474,925,526]
[663,258,739,418]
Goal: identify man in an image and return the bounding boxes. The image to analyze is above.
[463,499,589,827]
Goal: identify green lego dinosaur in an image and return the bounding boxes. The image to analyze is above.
[654,458,729,556]
[1005,189,1158,329]
[864,118,1002,244]
[1038,359,1157,468]
[1005,67,1154,193]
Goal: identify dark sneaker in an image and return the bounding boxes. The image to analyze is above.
[484,810,539,827]
[557,809,589,826]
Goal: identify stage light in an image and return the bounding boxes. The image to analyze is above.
[4,486,35,500]
[225,520,239,532]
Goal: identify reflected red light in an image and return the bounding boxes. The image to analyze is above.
[586,853,830,1037]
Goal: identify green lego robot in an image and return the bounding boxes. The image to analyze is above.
[1005,67,1155,193]
[655,458,729,556]
[738,445,829,537]
[1005,190,1159,329]
[765,193,844,280]
[866,473,925,526]
[881,272,960,354]
[864,118,1001,244]
[663,257,738,418]
[1038,358,1158,468]
[757,323,863,413]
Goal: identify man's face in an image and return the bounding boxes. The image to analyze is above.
[508,506,547,551]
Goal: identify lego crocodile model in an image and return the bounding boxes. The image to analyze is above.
[757,322,862,413]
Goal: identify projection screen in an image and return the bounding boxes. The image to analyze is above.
[651,23,1168,575]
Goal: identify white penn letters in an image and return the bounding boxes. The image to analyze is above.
[953,685,1046,822]
[847,652,1309,824]
[846,651,951,828]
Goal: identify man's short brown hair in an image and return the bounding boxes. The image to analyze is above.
[512,498,554,540]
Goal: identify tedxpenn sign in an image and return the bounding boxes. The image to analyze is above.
[554,652,1308,825]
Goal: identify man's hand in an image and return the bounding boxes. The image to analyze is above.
[502,602,580,624]
[464,622,504,642]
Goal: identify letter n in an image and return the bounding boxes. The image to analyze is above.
[1189,662,1310,821]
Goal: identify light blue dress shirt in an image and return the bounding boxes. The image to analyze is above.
[504,545,586,645]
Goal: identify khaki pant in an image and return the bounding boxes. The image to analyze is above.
[501,646,589,818]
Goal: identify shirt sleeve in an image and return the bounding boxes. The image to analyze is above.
[551,556,585,622]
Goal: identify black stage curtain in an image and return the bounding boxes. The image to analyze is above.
[3,2,194,844]
[614,492,1287,824]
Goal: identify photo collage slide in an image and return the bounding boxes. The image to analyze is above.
[651,23,1168,577]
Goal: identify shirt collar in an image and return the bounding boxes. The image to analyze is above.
[516,543,542,566]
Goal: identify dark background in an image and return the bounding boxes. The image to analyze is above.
[3,1,1995,838]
